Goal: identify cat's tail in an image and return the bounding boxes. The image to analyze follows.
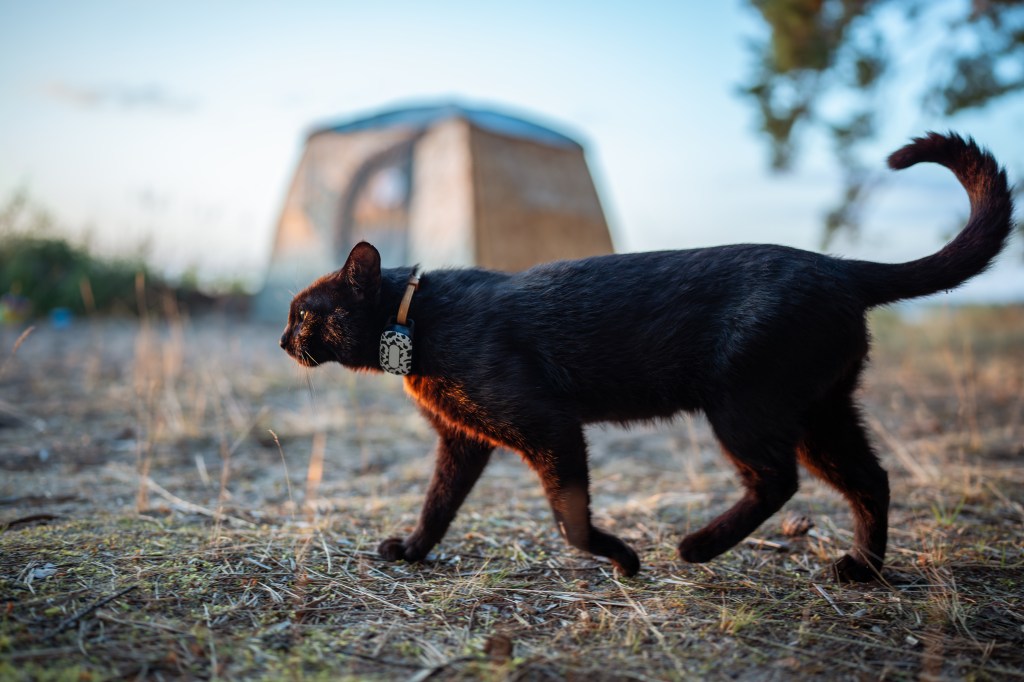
[849,132,1014,308]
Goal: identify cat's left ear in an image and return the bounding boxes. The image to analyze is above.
[339,242,381,302]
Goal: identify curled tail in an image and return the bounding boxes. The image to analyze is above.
[851,132,1014,307]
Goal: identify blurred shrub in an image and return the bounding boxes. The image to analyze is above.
[0,189,183,318]
[0,231,154,316]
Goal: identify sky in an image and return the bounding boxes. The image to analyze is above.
[1,1,1022,301]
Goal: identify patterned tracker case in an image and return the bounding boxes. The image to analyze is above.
[380,320,414,375]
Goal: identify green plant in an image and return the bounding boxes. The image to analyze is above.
[0,190,204,318]
[931,496,966,527]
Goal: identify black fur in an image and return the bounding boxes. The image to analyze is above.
[280,133,1013,582]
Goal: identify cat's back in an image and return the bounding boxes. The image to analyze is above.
[414,244,863,420]
[507,244,847,317]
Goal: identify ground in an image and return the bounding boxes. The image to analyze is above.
[1,307,1022,681]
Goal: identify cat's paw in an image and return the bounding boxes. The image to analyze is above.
[611,545,641,578]
[589,529,641,577]
[677,532,723,564]
[830,554,881,583]
[378,537,411,562]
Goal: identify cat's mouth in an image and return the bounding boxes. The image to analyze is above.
[286,343,322,367]
[291,349,319,367]
[280,330,321,367]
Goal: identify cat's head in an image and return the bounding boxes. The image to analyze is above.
[279,242,382,369]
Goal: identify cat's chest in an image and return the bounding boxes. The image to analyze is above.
[403,376,479,419]
[403,375,512,443]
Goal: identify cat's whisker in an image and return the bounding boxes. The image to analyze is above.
[304,369,318,403]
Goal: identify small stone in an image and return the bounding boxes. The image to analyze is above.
[483,633,513,663]
[781,513,814,537]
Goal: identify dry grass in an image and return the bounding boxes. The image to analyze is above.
[1,306,1022,680]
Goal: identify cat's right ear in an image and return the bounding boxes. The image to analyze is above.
[337,242,381,302]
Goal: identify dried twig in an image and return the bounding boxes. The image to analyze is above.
[813,583,845,616]
[46,585,138,637]
[1,513,60,532]
[109,466,255,527]
[0,325,35,379]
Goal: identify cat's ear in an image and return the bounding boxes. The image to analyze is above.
[338,241,381,302]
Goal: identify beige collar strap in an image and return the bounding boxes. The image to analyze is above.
[396,266,422,325]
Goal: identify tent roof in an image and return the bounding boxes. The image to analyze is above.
[308,102,582,149]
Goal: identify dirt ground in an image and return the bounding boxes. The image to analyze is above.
[1,309,1022,680]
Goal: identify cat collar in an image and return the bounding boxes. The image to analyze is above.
[379,266,422,375]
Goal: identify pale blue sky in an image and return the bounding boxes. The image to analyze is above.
[1,1,1021,300]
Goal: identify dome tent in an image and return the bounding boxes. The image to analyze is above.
[256,102,615,319]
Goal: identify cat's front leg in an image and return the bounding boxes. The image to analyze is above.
[525,426,641,577]
[378,426,494,563]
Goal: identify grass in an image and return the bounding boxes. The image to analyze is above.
[1,305,1023,680]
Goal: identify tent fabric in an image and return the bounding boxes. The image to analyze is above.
[309,102,582,150]
[255,102,614,320]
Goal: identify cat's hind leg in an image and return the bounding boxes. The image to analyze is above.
[378,423,494,563]
[521,424,641,577]
[797,392,889,583]
[678,410,800,564]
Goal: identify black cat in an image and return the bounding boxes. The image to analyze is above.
[280,133,1013,582]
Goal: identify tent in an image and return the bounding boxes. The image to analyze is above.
[256,102,615,319]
